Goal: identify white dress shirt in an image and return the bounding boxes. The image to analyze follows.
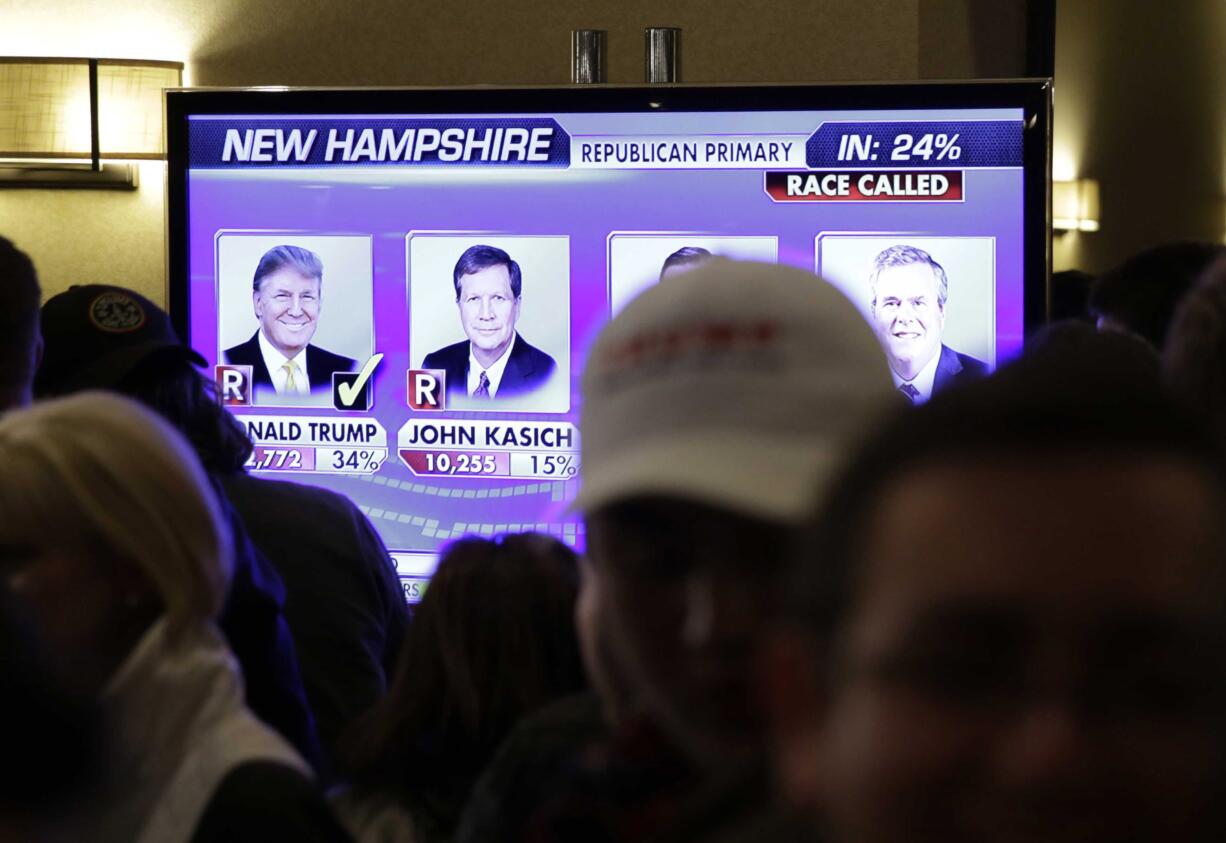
[467,335,517,398]
[892,347,941,402]
[258,330,311,396]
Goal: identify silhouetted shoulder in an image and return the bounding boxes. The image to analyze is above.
[218,472,408,761]
[191,761,352,843]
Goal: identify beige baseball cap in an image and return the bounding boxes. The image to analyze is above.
[574,258,896,523]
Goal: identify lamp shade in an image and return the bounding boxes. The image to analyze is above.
[1052,178,1101,232]
[0,57,182,159]
[97,60,183,157]
[0,59,91,157]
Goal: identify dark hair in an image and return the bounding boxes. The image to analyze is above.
[660,246,713,278]
[790,353,1226,644]
[1049,269,1095,324]
[0,236,42,397]
[340,533,585,828]
[452,245,521,300]
[252,245,324,293]
[1165,254,1226,450]
[1088,241,1226,349]
[115,353,254,473]
[1025,318,1161,382]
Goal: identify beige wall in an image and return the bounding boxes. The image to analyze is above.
[1053,0,1226,274]
[0,164,169,302]
[0,0,920,88]
[1,0,1030,305]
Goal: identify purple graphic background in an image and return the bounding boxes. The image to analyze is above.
[186,108,1027,557]
[191,116,569,168]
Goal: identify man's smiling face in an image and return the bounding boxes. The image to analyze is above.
[872,262,945,381]
[254,267,321,359]
[458,263,520,369]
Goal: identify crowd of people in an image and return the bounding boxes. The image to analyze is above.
[3,231,1226,843]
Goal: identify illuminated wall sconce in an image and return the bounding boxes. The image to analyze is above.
[1052,178,1100,233]
[0,57,183,189]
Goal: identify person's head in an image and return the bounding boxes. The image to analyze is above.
[577,258,894,765]
[1025,318,1161,383]
[35,285,252,474]
[869,245,949,381]
[767,355,1226,843]
[252,244,324,359]
[452,245,522,367]
[1089,241,1226,349]
[659,246,713,282]
[1049,269,1096,325]
[0,393,232,699]
[341,533,585,797]
[1164,254,1226,451]
[0,236,43,411]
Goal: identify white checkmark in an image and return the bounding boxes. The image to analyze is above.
[337,353,384,407]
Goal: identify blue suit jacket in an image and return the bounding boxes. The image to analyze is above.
[932,343,989,394]
[224,332,356,395]
[422,333,556,404]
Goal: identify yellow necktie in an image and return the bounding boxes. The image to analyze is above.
[282,360,301,394]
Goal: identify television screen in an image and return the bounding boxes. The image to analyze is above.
[167,82,1050,600]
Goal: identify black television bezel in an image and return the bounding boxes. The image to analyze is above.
[164,80,1051,343]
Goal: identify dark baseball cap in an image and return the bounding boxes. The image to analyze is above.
[35,285,206,396]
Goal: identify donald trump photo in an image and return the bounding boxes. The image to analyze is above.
[223,244,357,405]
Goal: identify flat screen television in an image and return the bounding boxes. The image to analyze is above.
[166,81,1051,600]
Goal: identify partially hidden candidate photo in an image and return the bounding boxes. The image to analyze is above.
[817,235,996,404]
[219,238,372,407]
[658,246,715,282]
[410,235,570,414]
[606,234,778,316]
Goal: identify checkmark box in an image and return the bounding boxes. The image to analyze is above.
[333,353,383,412]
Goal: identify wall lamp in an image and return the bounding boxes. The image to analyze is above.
[0,57,182,190]
[1052,178,1100,233]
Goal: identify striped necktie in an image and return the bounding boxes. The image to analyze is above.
[473,371,491,399]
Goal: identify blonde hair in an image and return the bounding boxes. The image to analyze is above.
[0,392,231,636]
